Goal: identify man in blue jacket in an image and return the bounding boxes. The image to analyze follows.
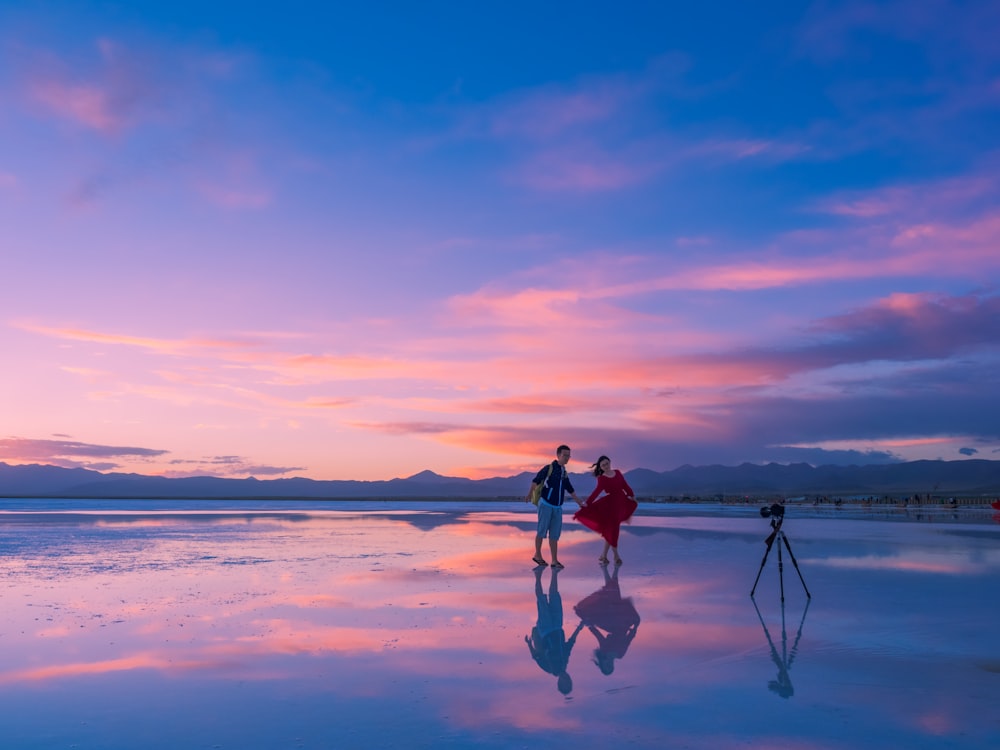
[525,444,583,568]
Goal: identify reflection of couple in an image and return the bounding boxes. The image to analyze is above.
[525,565,640,693]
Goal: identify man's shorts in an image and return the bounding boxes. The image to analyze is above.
[536,499,563,540]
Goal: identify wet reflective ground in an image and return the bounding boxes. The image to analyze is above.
[1,501,998,749]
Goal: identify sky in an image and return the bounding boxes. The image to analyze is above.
[1,0,999,481]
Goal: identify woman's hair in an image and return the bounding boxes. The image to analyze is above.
[594,649,616,675]
[591,455,610,477]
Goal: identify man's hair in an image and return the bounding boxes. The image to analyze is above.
[556,444,571,455]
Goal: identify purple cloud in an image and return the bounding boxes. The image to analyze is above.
[0,437,168,471]
[690,292,1000,383]
[165,454,304,477]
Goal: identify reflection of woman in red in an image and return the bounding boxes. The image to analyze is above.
[574,563,640,675]
[574,456,637,565]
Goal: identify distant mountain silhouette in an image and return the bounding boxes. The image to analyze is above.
[2,459,999,499]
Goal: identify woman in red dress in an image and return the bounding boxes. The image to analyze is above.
[574,455,638,565]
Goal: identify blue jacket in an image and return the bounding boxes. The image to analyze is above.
[533,461,575,507]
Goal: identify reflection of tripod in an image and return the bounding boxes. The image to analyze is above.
[750,516,811,601]
[752,596,810,699]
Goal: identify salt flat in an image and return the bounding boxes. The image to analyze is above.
[1,500,998,749]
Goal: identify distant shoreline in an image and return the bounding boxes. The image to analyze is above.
[5,460,1000,502]
[1,494,996,508]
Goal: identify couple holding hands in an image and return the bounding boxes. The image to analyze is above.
[525,444,637,568]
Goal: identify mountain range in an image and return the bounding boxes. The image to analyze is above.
[2,459,1000,499]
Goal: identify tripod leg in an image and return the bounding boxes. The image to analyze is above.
[780,532,812,599]
[787,597,811,669]
[752,596,782,670]
[776,534,786,603]
[750,530,777,597]
[780,597,788,662]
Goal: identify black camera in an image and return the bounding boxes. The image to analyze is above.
[759,502,785,519]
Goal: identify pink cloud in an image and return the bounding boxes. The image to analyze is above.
[24,38,157,134]
[512,144,658,192]
[347,421,729,472]
[17,322,478,397]
[453,52,690,145]
[891,210,1000,251]
[441,57,811,194]
[688,138,811,162]
[30,80,123,132]
[448,284,585,327]
[676,236,712,247]
[14,323,318,361]
[816,175,996,218]
[636,211,1000,292]
[439,60,697,193]
[13,323,282,357]
[459,395,598,415]
[196,183,272,209]
[453,68,649,144]
[449,252,831,321]
[822,194,905,218]
[483,81,637,141]
[511,128,811,195]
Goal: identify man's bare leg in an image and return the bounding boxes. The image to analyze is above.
[533,535,547,565]
[549,538,563,567]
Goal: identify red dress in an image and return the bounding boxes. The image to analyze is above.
[573,577,640,669]
[573,471,637,547]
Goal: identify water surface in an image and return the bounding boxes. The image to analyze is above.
[1,501,997,749]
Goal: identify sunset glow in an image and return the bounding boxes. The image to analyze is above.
[2,2,998,480]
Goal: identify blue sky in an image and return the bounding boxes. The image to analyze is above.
[1,1,998,479]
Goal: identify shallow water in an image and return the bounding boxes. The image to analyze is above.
[1,501,998,749]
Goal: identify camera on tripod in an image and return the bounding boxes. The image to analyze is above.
[751,498,810,601]
[759,502,785,520]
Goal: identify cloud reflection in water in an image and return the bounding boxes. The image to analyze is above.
[0,504,997,749]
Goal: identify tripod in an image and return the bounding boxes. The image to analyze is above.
[750,515,811,601]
